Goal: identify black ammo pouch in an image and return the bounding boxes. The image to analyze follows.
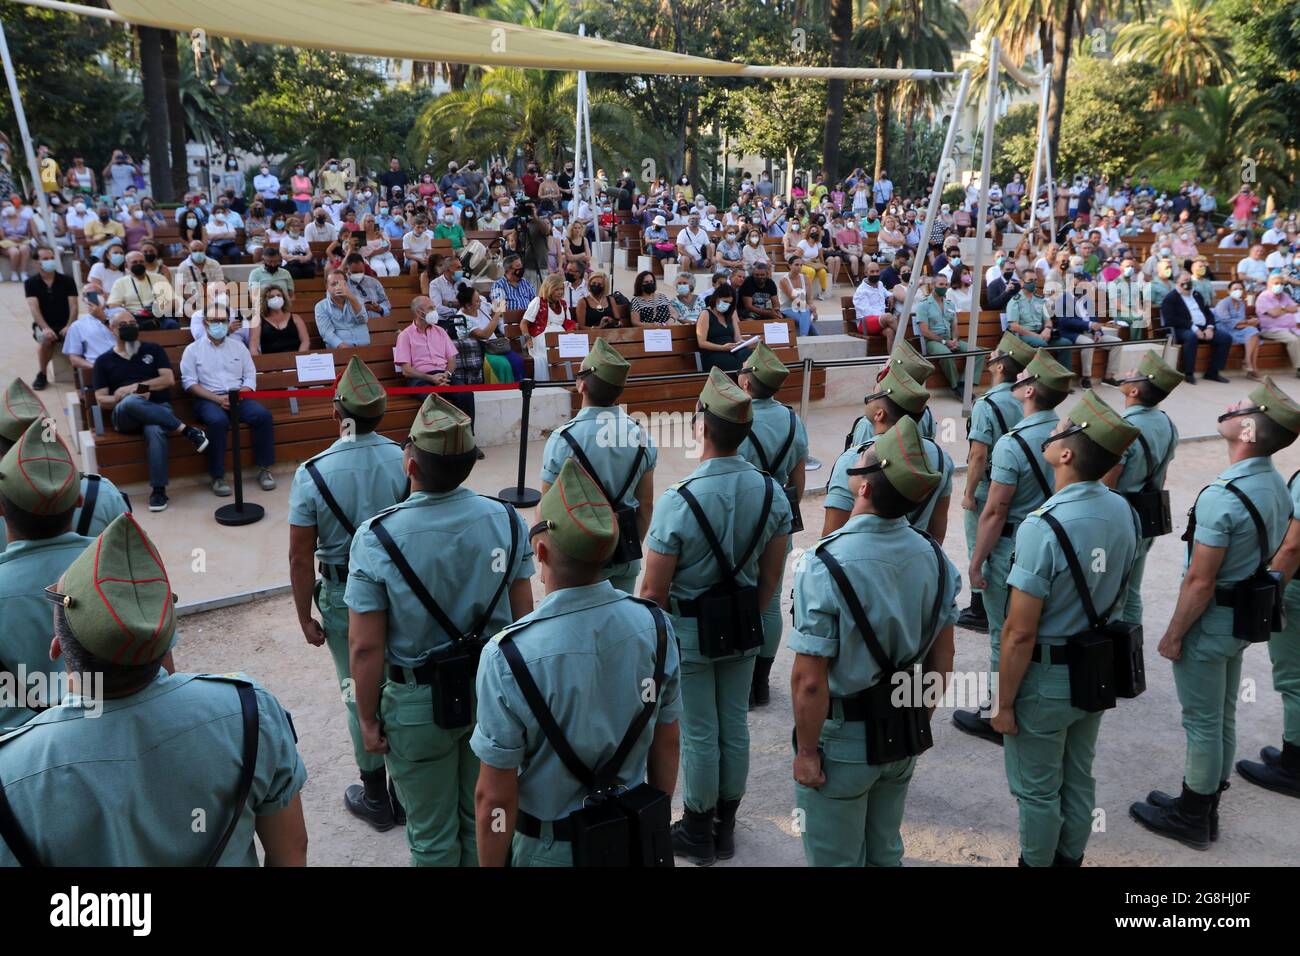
[500,606,673,867]
[1122,430,1175,538]
[1187,480,1284,643]
[1039,512,1141,713]
[675,477,774,658]
[370,498,519,729]
[745,406,804,533]
[560,430,646,566]
[817,531,948,766]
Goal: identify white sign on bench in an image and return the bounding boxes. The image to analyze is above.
[763,322,790,345]
[643,328,673,352]
[295,353,336,383]
[558,333,591,359]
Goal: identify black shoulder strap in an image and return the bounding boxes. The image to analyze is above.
[1011,432,1052,499]
[76,474,100,537]
[559,427,646,507]
[907,440,945,527]
[498,605,667,792]
[983,397,1009,438]
[1289,469,1299,491]
[675,475,774,580]
[306,460,356,537]
[1038,511,1132,629]
[745,409,797,480]
[844,415,865,452]
[473,500,521,640]
[1223,482,1274,573]
[0,761,41,867]
[205,682,260,867]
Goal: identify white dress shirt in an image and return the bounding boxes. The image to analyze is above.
[181,334,257,394]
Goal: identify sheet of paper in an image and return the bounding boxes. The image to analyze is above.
[643,328,673,352]
[295,353,336,383]
[731,334,761,353]
[557,333,590,359]
[763,322,790,345]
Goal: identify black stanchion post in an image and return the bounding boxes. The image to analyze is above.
[215,387,265,526]
[498,378,542,509]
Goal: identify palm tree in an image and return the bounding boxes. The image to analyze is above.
[1113,0,1234,104]
[136,26,172,201]
[821,0,855,182]
[1143,83,1289,202]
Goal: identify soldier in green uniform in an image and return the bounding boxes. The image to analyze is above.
[0,377,129,549]
[347,394,535,866]
[539,338,656,595]
[472,459,682,867]
[991,391,1141,866]
[287,356,407,829]
[846,340,936,447]
[958,333,1033,632]
[0,514,308,866]
[735,342,808,708]
[823,365,952,543]
[914,274,985,399]
[955,349,1073,744]
[1238,456,1300,798]
[1105,352,1182,626]
[791,417,959,866]
[0,420,95,730]
[641,367,791,866]
[1132,378,1300,847]
[1004,269,1068,358]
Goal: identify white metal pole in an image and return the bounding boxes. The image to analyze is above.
[0,15,61,266]
[894,69,971,355]
[582,68,597,236]
[960,37,1000,414]
[1026,70,1051,237]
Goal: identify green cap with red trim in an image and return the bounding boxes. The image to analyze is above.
[0,377,46,443]
[1066,389,1141,456]
[0,417,79,515]
[868,415,940,503]
[409,392,476,456]
[537,458,618,563]
[335,356,387,418]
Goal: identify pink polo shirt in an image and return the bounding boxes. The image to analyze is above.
[394,320,457,374]
[1255,290,1300,332]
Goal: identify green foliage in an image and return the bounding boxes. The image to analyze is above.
[1218,0,1300,151]
[1113,0,1235,104]
[941,184,966,207]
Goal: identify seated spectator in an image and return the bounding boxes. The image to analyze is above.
[1215,280,1260,379]
[1149,257,1176,306]
[576,270,625,329]
[914,275,982,397]
[402,215,435,277]
[244,201,270,259]
[315,269,370,348]
[1256,274,1300,376]
[204,206,241,263]
[338,207,362,239]
[188,281,249,345]
[835,216,864,284]
[738,260,783,322]
[62,289,118,373]
[434,206,466,252]
[250,284,306,355]
[714,226,744,275]
[87,240,125,293]
[778,253,818,336]
[671,272,705,324]
[741,226,769,273]
[876,214,904,259]
[305,205,339,244]
[1238,245,1270,294]
[696,282,747,373]
[521,273,575,380]
[799,223,833,297]
[1189,256,1214,302]
[343,252,390,319]
[397,294,477,426]
[359,214,399,276]
[1005,269,1068,355]
[181,309,276,496]
[107,250,178,331]
[491,255,537,311]
[271,217,311,280]
[25,246,78,389]
[446,283,490,436]
[644,215,677,262]
[1051,272,1121,388]
[850,261,897,349]
[1161,272,1229,384]
[561,263,587,312]
[560,221,590,275]
[248,246,295,301]
[178,204,205,251]
[121,203,152,253]
[427,252,465,317]
[82,203,124,261]
[93,312,210,512]
[628,270,678,326]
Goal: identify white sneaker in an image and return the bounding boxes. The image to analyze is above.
[17,272,28,282]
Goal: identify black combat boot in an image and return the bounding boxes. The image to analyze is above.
[957,593,988,633]
[1129,781,1213,850]
[1144,779,1229,841]
[952,708,1003,745]
[750,657,775,709]
[714,799,741,860]
[1237,741,1300,799]
[671,807,716,867]
[388,777,407,826]
[1053,851,1084,866]
[344,767,396,831]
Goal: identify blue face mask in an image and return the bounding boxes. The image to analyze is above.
[453,270,464,281]
[109,252,125,267]
[192,252,206,264]
[207,322,228,341]
[39,260,56,273]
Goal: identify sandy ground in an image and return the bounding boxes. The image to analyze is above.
[175,436,1300,867]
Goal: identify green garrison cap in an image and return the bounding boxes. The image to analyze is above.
[0,377,45,443]
[0,418,79,515]
[742,341,789,390]
[335,356,388,418]
[873,364,930,415]
[1124,351,1183,396]
[1021,348,1074,393]
[869,416,940,504]
[994,332,1037,368]
[1066,389,1141,456]
[409,393,476,456]
[538,458,619,563]
[887,339,935,386]
[1249,376,1300,435]
[700,367,752,424]
[52,513,176,665]
[580,337,630,388]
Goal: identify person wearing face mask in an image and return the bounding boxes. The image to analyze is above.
[740,227,770,273]
[318,158,349,202]
[916,275,984,398]
[252,162,280,201]
[432,206,465,254]
[1255,275,1300,375]
[25,246,78,389]
[715,228,744,275]
[379,156,409,203]
[250,285,308,355]
[1160,271,1230,384]
[106,251,177,331]
[288,165,313,214]
[670,273,705,325]
[215,155,243,198]
[84,204,125,261]
[248,246,296,297]
[850,262,897,350]
[62,287,120,372]
[560,263,588,312]
[203,206,241,264]
[695,283,747,373]
[181,310,277,496]
[342,252,390,319]
[576,270,624,329]
[304,205,340,245]
[1214,280,1261,379]
[1104,258,1149,338]
[428,253,468,318]
[1004,270,1065,355]
[86,240,127,296]
[316,268,371,349]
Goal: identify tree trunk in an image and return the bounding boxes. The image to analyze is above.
[160,30,187,200]
[873,85,891,181]
[821,0,853,182]
[785,146,796,201]
[900,92,918,193]
[137,27,172,203]
[1046,1,1076,173]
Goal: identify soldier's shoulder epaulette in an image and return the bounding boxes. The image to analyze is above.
[0,723,37,747]
[491,616,537,645]
[194,672,254,686]
[621,594,660,611]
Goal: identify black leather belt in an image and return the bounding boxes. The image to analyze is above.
[673,596,701,616]
[318,562,349,584]
[516,810,574,841]
[388,661,437,685]
[1030,643,1069,665]
[1001,522,1018,539]
[828,696,871,721]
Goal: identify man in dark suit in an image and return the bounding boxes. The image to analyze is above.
[1160,272,1231,384]
[984,261,1022,311]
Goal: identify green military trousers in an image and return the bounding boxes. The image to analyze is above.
[1003,660,1103,866]
[607,561,639,596]
[316,578,384,775]
[1121,537,1155,627]
[924,339,985,391]
[679,636,758,813]
[381,679,479,867]
[1172,638,1245,796]
[964,502,983,598]
[1272,583,1300,747]
[510,826,576,867]
[761,583,783,659]
[983,537,1015,668]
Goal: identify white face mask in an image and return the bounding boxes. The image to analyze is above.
[1231,289,1244,299]
[266,296,284,310]
[717,300,732,313]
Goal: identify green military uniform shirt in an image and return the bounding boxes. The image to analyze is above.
[1115,405,1178,495]
[914,293,957,340]
[968,382,1025,502]
[0,475,127,551]
[1006,292,1048,334]
[0,533,94,729]
[287,432,408,563]
[989,410,1059,525]
[737,397,808,486]
[471,582,682,822]
[826,434,952,529]
[345,488,535,666]
[0,671,305,866]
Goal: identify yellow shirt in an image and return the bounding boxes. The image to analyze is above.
[83,219,125,244]
[39,158,61,192]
